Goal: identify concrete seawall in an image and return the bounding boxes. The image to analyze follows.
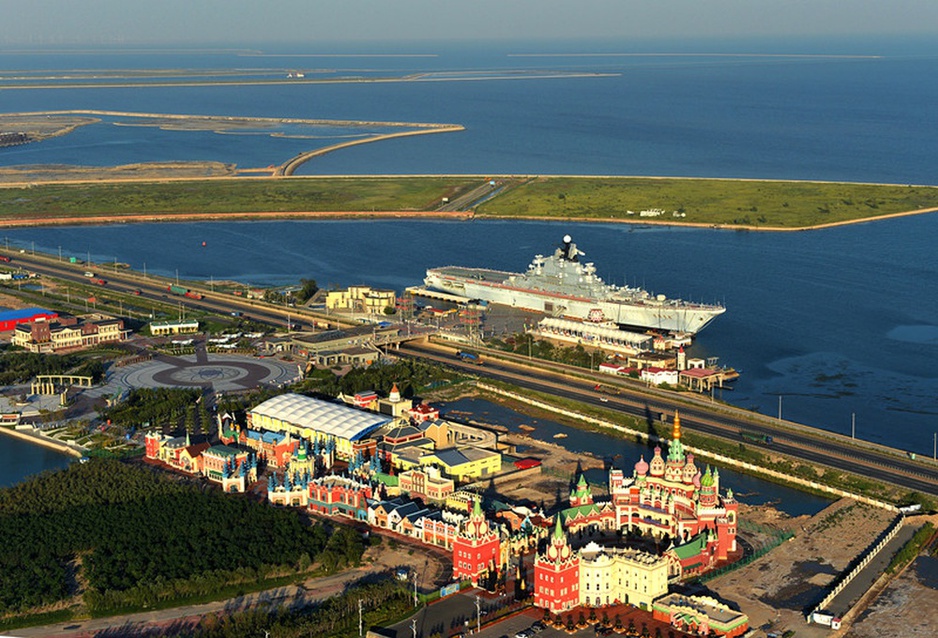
[0,425,85,458]
[477,382,897,511]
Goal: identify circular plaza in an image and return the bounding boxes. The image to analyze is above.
[98,353,302,395]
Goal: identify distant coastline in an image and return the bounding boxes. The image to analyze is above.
[484,205,938,232]
[1,203,936,233]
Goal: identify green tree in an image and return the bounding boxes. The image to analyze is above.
[295,278,319,304]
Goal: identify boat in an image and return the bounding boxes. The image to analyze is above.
[553,433,568,439]
[519,424,536,432]
[423,235,725,335]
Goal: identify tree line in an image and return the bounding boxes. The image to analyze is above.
[0,350,105,385]
[0,459,364,615]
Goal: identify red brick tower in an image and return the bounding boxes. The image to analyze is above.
[452,497,501,586]
[534,516,580,613]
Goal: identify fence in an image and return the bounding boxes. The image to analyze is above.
[808,514,905,620]
[691,520,795,583]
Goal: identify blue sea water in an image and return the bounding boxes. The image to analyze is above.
[0,434,72,488]
[1,36,937,183]
[7,215,937,458]
[2,36,937,485]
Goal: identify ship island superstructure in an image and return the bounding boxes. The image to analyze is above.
[423,235,725,335]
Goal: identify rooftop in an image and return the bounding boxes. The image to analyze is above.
[251,392,391,441]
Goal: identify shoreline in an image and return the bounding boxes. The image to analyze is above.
[478,205,938,232]
[1,204,936,232]
[0,209,475,229]
[0,425,85,459]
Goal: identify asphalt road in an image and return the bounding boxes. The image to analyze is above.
[400,341,938,499]
[9,249,938,497]
[6,250,309,330]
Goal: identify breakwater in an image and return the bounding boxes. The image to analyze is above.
[0,425,85,459]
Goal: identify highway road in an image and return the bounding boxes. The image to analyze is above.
[400,341,938,499]
[8,249,938,498]
[5,250,316,330]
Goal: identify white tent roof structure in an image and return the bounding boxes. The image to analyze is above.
[250,393,390,441]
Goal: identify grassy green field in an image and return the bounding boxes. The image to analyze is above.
[0,178,479,220]
[2,175,937,228]
[476,177,938,228]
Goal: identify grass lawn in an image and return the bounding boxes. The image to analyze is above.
[3,175,937,229]
[0,177,481,220]
[476,176,938,228]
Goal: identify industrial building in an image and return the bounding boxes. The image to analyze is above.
[0,307,57,332]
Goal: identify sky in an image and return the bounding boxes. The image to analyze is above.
[1,1,937,47]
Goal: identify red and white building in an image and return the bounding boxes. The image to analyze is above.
[452,497,501,586]
[408,402,440,423]
[534,518,580,613]
[640,366,679,386]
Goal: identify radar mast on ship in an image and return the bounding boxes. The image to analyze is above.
[560,234,584,262]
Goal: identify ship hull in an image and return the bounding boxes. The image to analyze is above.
[425,268,724,334]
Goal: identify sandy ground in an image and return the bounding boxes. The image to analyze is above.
[844,561,938,638]
[496,433,606,510]
[0,291,29,310]
[837,514,938,638]
[706,498,897,638]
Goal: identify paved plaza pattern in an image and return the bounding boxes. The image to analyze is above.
[87,351,302,398]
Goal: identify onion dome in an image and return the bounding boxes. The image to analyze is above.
[701,465,714,487]
[682,452,698,483]
[649,445,665,476]
[693,472,702,489]
[634,455,649,476]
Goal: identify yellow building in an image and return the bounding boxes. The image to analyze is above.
[577,541,669,610]
[325,285,396,315]
[445,489,479,512]
[423,446,502,482]
[150,319,199,336]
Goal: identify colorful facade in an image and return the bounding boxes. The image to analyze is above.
[652,594,749,637]
[307,475,373,520]
[398,466,455,503]
[534,518,580,613]
[608,412,738,569]
[452,497,501,586]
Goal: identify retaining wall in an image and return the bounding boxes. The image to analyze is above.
[477,383,897,512]
[809,514,905,620]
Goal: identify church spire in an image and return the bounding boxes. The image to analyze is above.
[672,410,682,441]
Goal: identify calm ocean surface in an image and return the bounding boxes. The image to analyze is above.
[0,434,72,488]
[2,36,937,489]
